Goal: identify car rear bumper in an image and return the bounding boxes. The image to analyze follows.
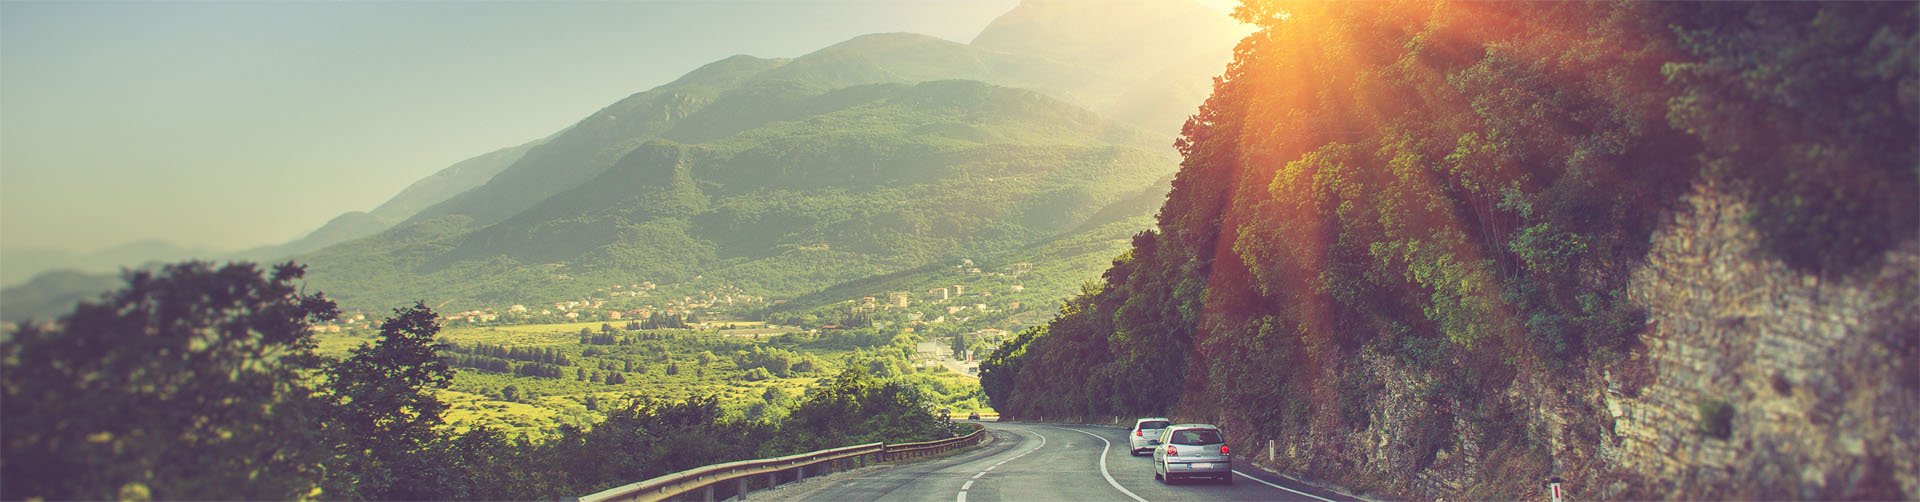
[1165,460,1231,476]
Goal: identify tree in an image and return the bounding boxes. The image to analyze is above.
[324,301,456,499]
[0,262,339,500]
[951,333,970,359]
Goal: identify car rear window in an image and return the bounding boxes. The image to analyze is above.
[1138,420,1170,430]
[1171,428,1224,445]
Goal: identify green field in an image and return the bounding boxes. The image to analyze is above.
[316,320,990,439]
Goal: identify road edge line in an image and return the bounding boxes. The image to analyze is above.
[1233,469,1335,502]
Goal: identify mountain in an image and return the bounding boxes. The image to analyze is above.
[0,269,124,322]
[971,0,1247,131]
[303,79,1176,310]
[0,138,545,319]
[0,240,213,288]
[230,139,545,264]
[291,0,1239,312]
[404,55,792,229]
[372,139,545,223]
[407,1,1237,232]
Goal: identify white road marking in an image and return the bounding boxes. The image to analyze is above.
[959,426,1050,502]
[1233,470,1336,502]
[1046,426,1148,502]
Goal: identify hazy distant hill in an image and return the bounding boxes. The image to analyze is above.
[408,0,1236,231]
[303,79,1175,310]
[0,240,211,288]
[971,0,1246,132]
[232,139,547,263]
[6,0,1239,318]
[291,0,1239,312]
[0,269,125,322]
[405,55,792,229]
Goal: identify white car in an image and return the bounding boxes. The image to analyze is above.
[1153,423,1232,484]
[1127,417,1172,456]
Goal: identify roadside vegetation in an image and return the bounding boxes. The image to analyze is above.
[1,262,974,500]
[983,1,1914,498]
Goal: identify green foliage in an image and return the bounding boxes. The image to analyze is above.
[324,302,457,499]
[3,261,970,500]
[1,262,340,500]
[1665,2,1918,275]
[757,368,964,456]
[984,5,1913,499]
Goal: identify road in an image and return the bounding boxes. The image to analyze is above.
[774,421,1353,502]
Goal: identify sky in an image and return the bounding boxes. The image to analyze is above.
[2,0,1177,254]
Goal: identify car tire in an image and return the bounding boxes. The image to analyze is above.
[1222,474,1234,485]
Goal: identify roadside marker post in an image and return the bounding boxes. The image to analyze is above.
[1545,476,1564,502]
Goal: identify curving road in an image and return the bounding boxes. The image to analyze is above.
[778,421,1354,502]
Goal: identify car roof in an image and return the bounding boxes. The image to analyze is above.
[1165,423,1220,430]
[1135,417,1171,423]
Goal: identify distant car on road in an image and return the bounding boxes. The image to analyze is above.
[968,411,981,420]
[1128,417,1171,456]
[1151,424,1231,485]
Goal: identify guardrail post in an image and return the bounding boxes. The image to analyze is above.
[737,477,749,500]
[796,464,807,481]
[702,483,715,502]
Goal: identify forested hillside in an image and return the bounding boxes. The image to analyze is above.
[303,79,1174,310]
[982,1,1917,499]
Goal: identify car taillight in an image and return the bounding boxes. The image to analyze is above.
[1221,445,1230,455]
[1166,445,1177,456]
[1136,430,1142,437]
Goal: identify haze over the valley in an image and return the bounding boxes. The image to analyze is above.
[4,0,1119,283]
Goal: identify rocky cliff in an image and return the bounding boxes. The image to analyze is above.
[1242,183,1917,500]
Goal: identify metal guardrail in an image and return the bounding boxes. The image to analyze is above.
[578,423,988,502]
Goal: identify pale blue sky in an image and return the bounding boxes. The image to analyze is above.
[3,0,1077,253]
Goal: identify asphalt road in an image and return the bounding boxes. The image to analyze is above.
[779,421,1355,502]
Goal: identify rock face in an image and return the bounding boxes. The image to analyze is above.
[1248,183,1917,500]
[1607,182,1917,499]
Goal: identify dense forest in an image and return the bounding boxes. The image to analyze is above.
[0,262,963,500]
[983,1,1915,499]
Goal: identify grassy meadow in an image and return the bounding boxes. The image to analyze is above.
[315,319,989,439]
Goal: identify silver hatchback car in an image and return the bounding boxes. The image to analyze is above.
[1151,424,1232,484]
[1127,417,1171,455]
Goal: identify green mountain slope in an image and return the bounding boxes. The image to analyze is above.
[405,0,1237,233]
[304,79,1175,311]
[298,0,1240,313]
[407,55,792,228]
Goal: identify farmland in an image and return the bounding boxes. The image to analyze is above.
[315,319,990,439]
